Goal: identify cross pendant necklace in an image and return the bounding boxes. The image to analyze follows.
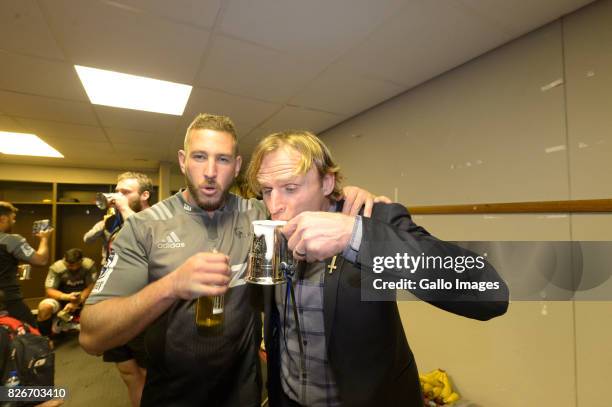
[327,255,338,274]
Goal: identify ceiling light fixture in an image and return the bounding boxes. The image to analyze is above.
[75,65,192,115]
[0,131,64,158]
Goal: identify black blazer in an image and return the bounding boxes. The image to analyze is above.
[264,203,509,406]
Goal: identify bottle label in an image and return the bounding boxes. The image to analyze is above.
[212,295,224,315]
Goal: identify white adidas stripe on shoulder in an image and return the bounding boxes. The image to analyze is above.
[159,202,173,219]
[139,199,178,222]
[150,204,168,221]
[147,208,160,221]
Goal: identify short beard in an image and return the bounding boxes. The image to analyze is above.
[185,174,229,211]
[128,199,142,213]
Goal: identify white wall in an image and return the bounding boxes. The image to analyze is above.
[321,1,612,406]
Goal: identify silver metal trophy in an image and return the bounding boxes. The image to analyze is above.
[246,220,295,285]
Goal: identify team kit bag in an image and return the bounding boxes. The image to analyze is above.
[0,315,54,396]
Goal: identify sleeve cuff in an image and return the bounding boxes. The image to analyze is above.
[342,215,363,263]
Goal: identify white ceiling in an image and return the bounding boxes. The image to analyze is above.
[0,0,594,171]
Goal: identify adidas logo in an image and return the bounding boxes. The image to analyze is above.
[157,232,186,249]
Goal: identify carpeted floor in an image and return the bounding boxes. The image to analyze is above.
[53,333,131,407]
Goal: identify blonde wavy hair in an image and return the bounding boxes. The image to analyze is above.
[246,130,343,200]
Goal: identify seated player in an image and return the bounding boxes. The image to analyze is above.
[37,248,97,336]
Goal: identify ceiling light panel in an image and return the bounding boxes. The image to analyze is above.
[75,65,192,115]
[0,131,64,158]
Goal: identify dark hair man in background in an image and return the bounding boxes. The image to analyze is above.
[37,248,97,333]
[0,201,53,327]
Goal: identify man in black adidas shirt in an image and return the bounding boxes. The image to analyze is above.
[82,114,266,406]
[0,201,53,326]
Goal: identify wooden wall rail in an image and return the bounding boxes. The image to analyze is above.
[408,199,612,215]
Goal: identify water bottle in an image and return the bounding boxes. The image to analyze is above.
[5,370,19,386]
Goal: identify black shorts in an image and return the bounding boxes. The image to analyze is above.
[103,333,148,368]
[6,299,37,327]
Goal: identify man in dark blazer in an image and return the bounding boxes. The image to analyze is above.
[246,130,510,407]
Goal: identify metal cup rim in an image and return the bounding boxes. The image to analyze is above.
[252,220,287,227]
